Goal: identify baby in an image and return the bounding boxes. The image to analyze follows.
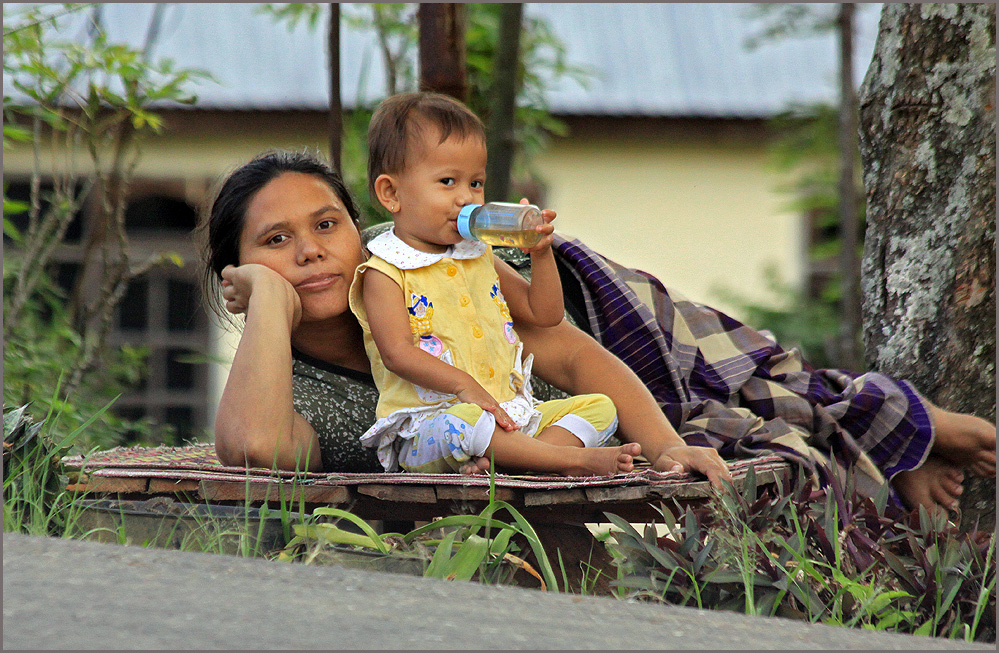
[348,91,641,475]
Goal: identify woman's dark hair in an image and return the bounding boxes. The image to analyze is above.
[198,149,361,321]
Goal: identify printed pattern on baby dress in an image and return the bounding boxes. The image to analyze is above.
[490,282,517,344]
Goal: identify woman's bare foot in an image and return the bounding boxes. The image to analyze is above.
[929,405,996,477]
[458,456,490,476]
[892,454,965,514]
[563,443,641,477]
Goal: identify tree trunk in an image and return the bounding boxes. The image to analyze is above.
[417,3,467,102]
[836,3,862,371]
[327,3,342,174]
[858,3,996,530]
[485,3,523,203]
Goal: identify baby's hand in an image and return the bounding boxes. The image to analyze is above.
[518,197,556,255]
[456,384,517,431]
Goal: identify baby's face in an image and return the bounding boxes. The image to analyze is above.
[389,129,487,254]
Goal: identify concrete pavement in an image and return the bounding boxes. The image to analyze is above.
[3,533,992,650]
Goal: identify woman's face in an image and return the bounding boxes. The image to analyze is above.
[238,172,365,323]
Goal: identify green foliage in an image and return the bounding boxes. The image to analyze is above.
[463,4,594,200]
[3,2,211,449]
[608,465,996,642]
[2,261,164,449]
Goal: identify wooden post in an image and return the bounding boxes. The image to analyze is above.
[836,2,861,370]
[327,3,343,174]
[485,3,523,203]
[417,3,468,101]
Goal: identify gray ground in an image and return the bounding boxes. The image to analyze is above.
[3,532,991,650]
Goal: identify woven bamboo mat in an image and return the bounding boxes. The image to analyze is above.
[62,443,791,491]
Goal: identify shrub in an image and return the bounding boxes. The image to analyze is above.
[607,464,996,642]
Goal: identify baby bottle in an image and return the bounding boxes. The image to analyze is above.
[457,202,543,248]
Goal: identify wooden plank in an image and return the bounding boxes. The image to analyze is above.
[523,488,588,506]
[147,478,200,493]
[65,477,148,494]
[200,480,350,504]
[435,485,515,502]
[584,485,652,503]
[356,484,437,503]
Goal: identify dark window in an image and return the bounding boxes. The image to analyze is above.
[118,280,149,330]
[3,180,86,243]
[167,279,199,331]
[124,196,197,232]
[164,405,194,442]
[166,348,195,390]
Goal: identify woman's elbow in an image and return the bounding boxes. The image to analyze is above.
[213,413,270,468]
[538,313,564,329]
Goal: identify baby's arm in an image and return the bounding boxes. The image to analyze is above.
[495,207,564,327]
[362,268,516,430]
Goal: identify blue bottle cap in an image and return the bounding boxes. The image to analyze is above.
[456,204,480,241]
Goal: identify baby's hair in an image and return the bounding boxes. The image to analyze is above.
[367,91,486,200]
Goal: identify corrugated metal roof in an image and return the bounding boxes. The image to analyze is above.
[3,2,882,118]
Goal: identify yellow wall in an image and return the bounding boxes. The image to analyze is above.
[5,114,804,322]
[535,127,803,318]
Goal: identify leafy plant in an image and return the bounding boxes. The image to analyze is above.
[3,398,111,536]
[275,463,559,590]
[608,463,996,642]
[3,3,212,448]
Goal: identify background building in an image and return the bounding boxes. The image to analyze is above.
[2,3,881,440]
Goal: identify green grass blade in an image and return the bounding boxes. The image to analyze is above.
[311,507,389,553]
[425,529,460,579]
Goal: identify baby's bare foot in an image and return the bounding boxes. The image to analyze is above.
[564,443,641,477]
[458,456,490,476]
[892,454,964,514]
[929,406,996,477]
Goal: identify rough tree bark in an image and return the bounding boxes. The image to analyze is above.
[858,3,995,529]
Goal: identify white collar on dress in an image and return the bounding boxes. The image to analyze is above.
[366,227,487,270]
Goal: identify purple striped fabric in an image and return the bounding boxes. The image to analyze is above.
[553,236,934,506]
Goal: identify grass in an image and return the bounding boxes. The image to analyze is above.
[5,402,994,643]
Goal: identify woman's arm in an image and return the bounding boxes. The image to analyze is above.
[214,263,323,471]
[361,268,516,430]
[516,315,733,488]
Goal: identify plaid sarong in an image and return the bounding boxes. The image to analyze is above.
[553,236,934,506]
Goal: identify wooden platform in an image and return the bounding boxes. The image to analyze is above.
[63,445,792,524]
[62,445,792,593]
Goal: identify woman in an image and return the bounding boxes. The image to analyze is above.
[201,150,995,513]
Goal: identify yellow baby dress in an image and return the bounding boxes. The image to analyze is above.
[348,228,542,471]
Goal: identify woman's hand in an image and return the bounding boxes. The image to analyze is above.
[518,197,556,256]
[456,383,517,432]
[221,263,302,330]
[655,444,732,489]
